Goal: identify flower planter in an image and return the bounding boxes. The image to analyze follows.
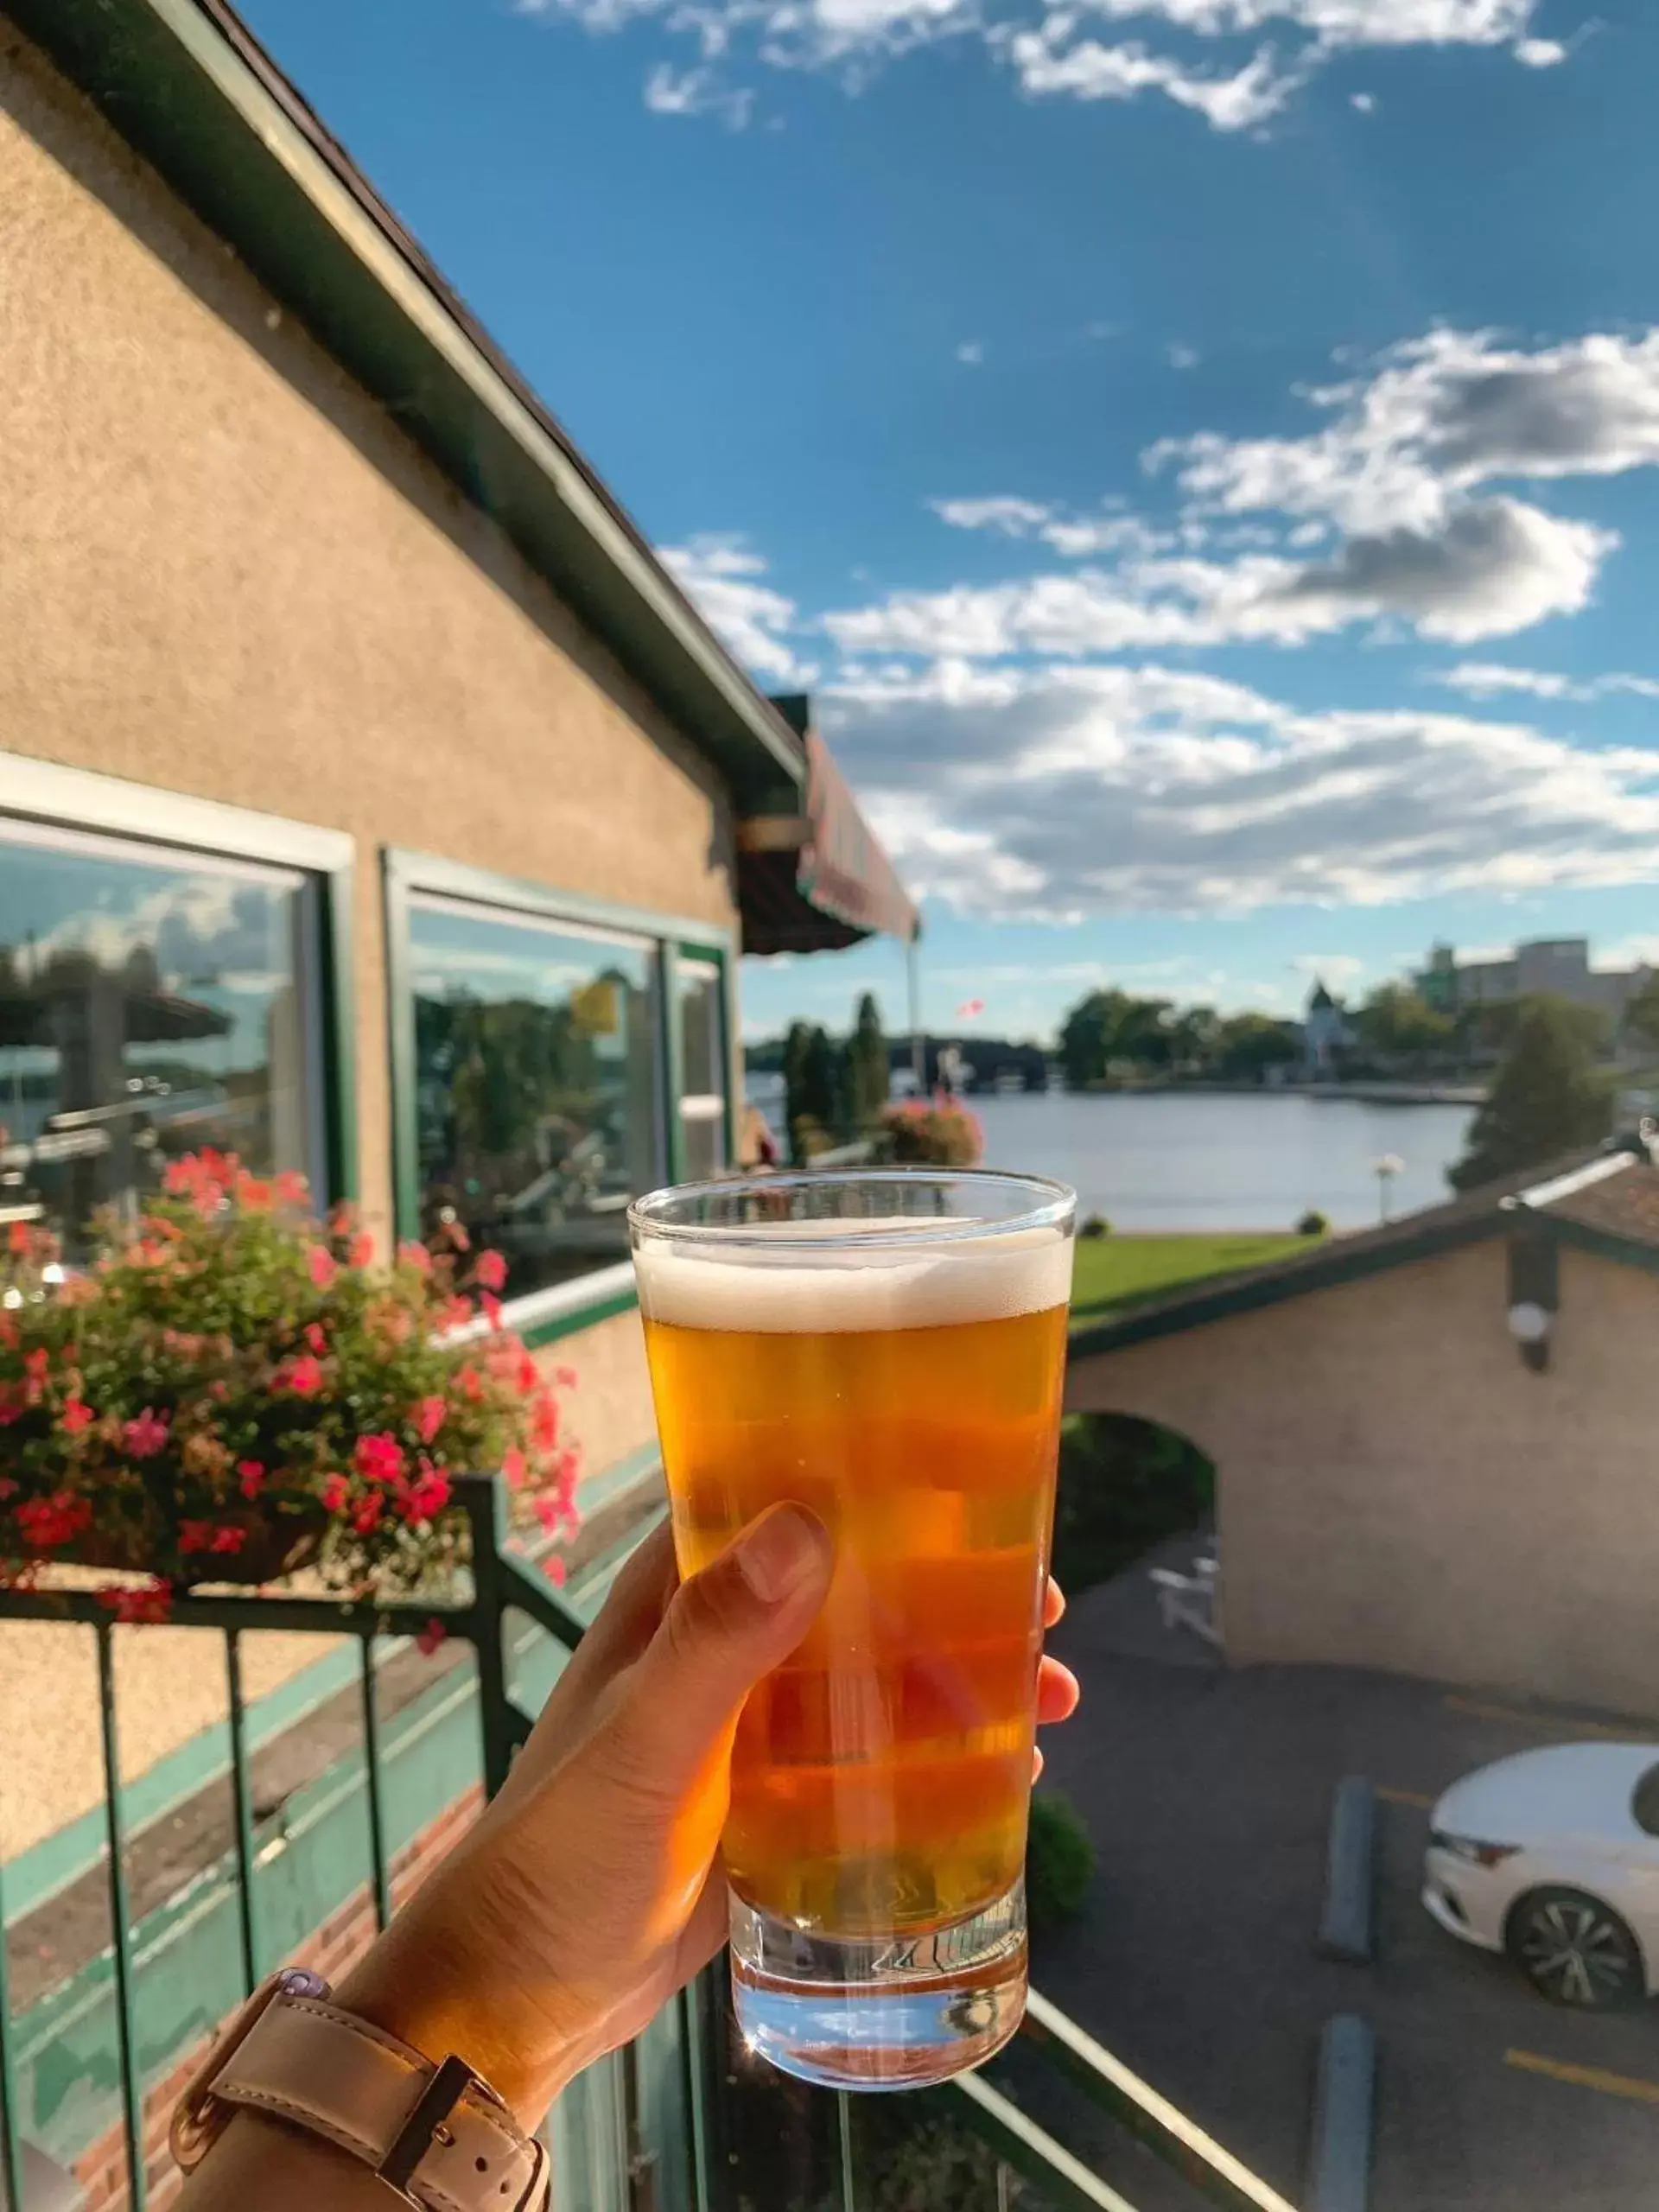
[19,1506,327,1590]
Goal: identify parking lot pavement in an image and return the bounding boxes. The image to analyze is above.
[1036,1582,1659,2212]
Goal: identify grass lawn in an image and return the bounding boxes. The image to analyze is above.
[1071,1231,1311,1328]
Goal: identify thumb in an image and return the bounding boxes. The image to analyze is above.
[607,1503,834,1801]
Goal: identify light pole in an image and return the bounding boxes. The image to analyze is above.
[1374,1153,1403,1224]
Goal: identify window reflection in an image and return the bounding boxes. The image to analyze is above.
[0,823,315,1258]
[410,898,659,1299]
[677,960,727,1184]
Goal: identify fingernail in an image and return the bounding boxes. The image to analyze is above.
[734,1503,830,1605]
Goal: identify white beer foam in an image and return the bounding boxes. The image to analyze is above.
[634,1220,1071,1333]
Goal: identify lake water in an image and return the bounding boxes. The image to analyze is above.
[745,1078,1475,1231]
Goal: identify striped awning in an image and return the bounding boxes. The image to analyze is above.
[737,719,919,956]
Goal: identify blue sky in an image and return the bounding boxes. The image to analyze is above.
[244,0,1659,1043]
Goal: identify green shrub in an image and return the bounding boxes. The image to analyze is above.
[1051,1411,1215,1594]
[1027,1792,1096,1933]
[1078,1212,1111,1240]
[1296,1208,1330,1236]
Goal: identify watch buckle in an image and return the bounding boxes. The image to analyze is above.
[377,2056,548,2211]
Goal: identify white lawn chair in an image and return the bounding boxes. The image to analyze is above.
[1148,1563,1220,1646]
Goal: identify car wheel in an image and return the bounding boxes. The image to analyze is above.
[1506,1887,1645,2009]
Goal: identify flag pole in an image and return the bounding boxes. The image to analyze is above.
[907,930,925,1093]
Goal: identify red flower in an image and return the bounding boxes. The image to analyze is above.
[307,1246,338,1291]
[275,1169,309,1206]
[480,1293,503,1330]
[321,1473,351,1513]
[347,1232,374,1268]
[22,1347,48,1404]
[123,1408,170,1459]
[60,1396,96,1437]
[211,1525,247,1555]
[416,1617,448,1658]
[404,1466,452,1522]
[97,1580,173,1624]
[179,1520,215,1553]
[501,1446,527,1490]
[354,1433,405,1486]
[532,1392,562,1451]
[304,1321,328,1357]
[16,1492,93,1549]
[237,1459,266,1500]
[234,1173,274,1211]
[283,1354,324,1397]
[455,1366,484,1404]
[7,1220,29,1255]
[414,1396,447,1446]
[352,1494,385,1535]
[474,1249,508,1294]
[442,1296,474,1331]
[515,1353,540,1395]
[397,1241,433,1276]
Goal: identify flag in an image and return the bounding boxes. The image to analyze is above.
[955,998,985,1019]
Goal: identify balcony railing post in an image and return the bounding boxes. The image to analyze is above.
[358,1637,392,1933]
[95,1623,147,2211]
[0,1847,24,2212]
[223,1630,260,1993]
[460,1475,518,1802]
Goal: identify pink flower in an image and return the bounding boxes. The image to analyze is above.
[321,1473,351,1513]
[237,1459,265,1500]
[501,1446,527,1490]
[547,1554,567,1586]
[303,1322,328,1357]
[283,1354,324,1397]
[348,1232,374,1268]
[397,1241,433,1276]
[307,1246,338,1291]
[455,1367,483,1404]
[555,1366,577,1389]
[474,1249,508,1294]
[60,1397,96,1437]
[534,1494,561,1534]
[416,1618,448,1658]
[404,1466,452,1522]
[123,1408,170,1459]
[480,1292,503,1331]
[532,1392,562,1451]
[354,1433,405,1486]
[414,1396,447,1446]
[234,1173,273,1211]
[275,1169,309,1206]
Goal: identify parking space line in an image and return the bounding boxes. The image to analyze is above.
[1374,1784,1433,1810]
[1444,1695,1636,1743]
[1504,2050,1659,2107]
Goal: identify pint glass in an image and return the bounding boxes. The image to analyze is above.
[628,1169,1076,2088]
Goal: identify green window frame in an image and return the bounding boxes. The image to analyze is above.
[0,749,359,1218]
[383,849,736,1349]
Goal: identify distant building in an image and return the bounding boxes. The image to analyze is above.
[1414,938,1651,1026]
[1301,980,1351,1076]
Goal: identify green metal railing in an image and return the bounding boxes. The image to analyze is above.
[0,1478,1295,2212]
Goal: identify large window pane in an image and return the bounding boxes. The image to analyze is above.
[677,959,727,1184]
[410,897,659,1299]
[0,820,317,1260]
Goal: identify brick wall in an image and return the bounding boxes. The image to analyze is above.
[72,1786,483,2210]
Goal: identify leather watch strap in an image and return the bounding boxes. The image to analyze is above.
[205,1991,547,2212]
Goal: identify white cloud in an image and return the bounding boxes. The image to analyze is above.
[814,660,1659,917]
[932,496,1051,535]
[644,60,754,121]
[661,536,816,684]
[517,0,1554,129]
[956,340,985,365]
[1350,89,1376,109]
[931,494,1176,559]
[1166,342,1202,371]
[1437,663,1659,702]
[1004,32,1304,128]
[1291,953,1366,982]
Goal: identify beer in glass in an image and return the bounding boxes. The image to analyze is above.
[628,1169,1075,2088]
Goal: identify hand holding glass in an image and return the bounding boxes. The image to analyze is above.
[629,1170,1075,2089]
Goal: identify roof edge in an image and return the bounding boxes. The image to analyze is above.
[10,0,806,812]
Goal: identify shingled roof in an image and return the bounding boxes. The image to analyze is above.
[1068,1130,1659,1359]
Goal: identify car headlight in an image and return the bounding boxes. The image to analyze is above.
[1430,1829,1521,1868]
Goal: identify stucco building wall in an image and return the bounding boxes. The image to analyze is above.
[1067,1241,1659,1716]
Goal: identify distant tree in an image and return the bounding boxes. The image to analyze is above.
[1624,972,1659,1057]
[1058,988,1175,1086]
[1351,982,1454,1062]
[1166,1004,1221,1071]
[1449,995,1614,1192]
[845,992,890,1128]
[783,1020,841,1156]
[1214,1012,1300,1082]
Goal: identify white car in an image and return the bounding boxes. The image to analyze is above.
[1423,1743,1659,2007]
